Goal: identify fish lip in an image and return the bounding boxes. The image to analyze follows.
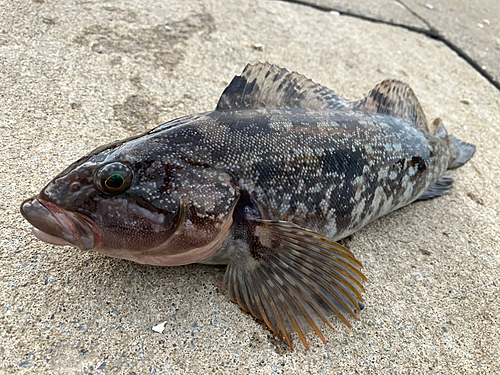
[20,197,100,251]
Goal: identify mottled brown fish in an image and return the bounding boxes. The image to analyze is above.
[21,63,475,349]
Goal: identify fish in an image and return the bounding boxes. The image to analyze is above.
[20,62,475,350]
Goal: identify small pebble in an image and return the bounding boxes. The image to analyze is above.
[152,321,168,333]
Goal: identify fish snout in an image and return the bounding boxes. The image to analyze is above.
[20,197,98,250]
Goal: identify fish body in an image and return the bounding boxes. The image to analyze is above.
[21,63,475,349]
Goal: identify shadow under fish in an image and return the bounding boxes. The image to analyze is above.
[20,62,475,350]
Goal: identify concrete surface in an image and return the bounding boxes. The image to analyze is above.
[1,0,500,374]
[404,0,500,85]
[296,0,430,30]
[299,0,500,87]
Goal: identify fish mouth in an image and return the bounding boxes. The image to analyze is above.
[20,197,101,251]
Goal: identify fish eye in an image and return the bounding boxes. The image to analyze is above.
[105,174,124,189]
[95,162,133,195]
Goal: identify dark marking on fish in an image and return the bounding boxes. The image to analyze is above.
[20,62,476,350]
[353,79,428,132]
[217,62,350,111]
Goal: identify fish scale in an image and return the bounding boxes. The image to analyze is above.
[158,108,442,239]
[21,62,475,350]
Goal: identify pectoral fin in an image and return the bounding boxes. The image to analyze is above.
[222,220,366,350]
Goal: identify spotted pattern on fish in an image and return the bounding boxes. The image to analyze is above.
[112,108,450,242]
[20,62,476,350]
[352,79,429,132]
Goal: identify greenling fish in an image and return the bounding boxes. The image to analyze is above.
[21,63,475,349]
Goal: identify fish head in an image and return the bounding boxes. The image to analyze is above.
[20,140,240,265]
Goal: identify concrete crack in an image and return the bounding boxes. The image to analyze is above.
[395,0,435,33]
[278,0,500,92]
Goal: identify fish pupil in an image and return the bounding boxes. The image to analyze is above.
[106,174,124,189]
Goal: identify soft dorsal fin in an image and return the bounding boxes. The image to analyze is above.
[353,79,428,132]
[216,62,349,111]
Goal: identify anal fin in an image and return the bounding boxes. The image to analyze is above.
[416,177,454,201]
[222,220,366,350]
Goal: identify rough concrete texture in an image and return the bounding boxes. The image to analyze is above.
[296,0,430,30]
[404,0,500,84]
[2,0,500,374]
[300,0,500,87]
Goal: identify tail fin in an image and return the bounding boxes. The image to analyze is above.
[431,118,476,169]
[448,135,476,169]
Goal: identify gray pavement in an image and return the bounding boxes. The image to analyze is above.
[1,0,500,374]
[301,0,500,88]
[297,0,430,29]
[404,0,500,85]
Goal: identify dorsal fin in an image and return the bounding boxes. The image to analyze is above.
[216,62,349,111]
[352,79,428,132]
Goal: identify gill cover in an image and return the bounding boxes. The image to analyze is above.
[129,166,240,266]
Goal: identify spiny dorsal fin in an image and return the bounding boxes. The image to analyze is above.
[353,79,428,132]
[216,62,350,111]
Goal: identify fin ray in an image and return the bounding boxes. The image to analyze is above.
[449,135,476,169]
[353,79,428,131]
[278,234,367,287]
[278,253,357,324]
[283,244,365,303]
[260,266,311,350]
[276,229,362,266]
[270,256,336,331]
[216,62,350,111]
[222,219,366,349]
[284,249,364,310]
[268,258,328,344]
[251,275,279,338]
[259,270,293,347]
[416,177,454,201]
